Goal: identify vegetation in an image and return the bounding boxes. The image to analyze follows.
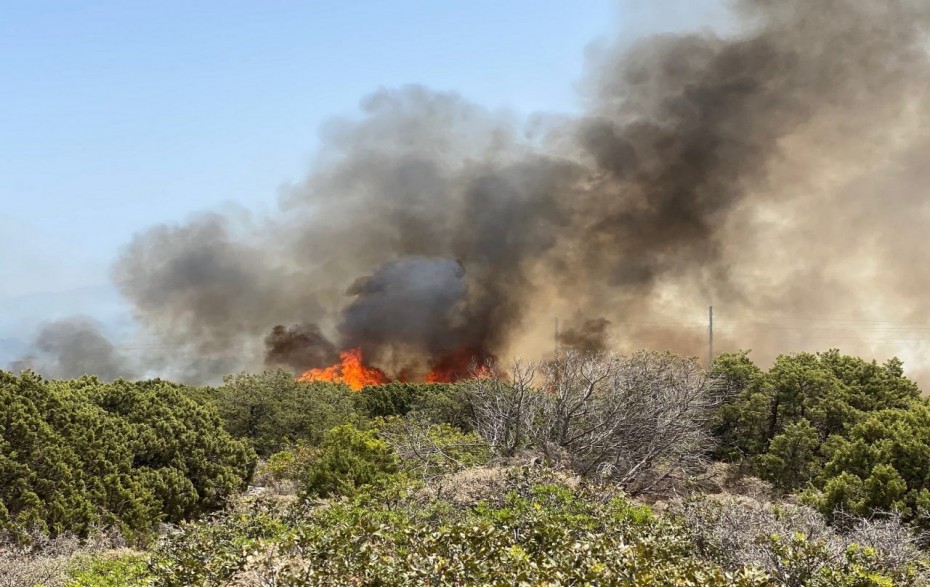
[0,371,253,540]
[8,347,930,585]
[466,351,716,492]
[213,370,358,457]
[711,350,930,527]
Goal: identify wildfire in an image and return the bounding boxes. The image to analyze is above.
[425,346,494,383]
[297,346,493,390]
[297,348,388,390]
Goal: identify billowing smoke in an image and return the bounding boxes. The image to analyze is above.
[559,318,612,354]
[15,0,930,382]
[10,318,136,381]
[264,323,337,372]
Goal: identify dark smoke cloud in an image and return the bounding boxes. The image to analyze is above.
[23,0,930,382]
[264,323,337,372]
[9,318,135,381]
[559,318,612,354]
[339,257,466,362]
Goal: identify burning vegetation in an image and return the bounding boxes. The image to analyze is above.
[297,346,492,389]
[296,348,388,390]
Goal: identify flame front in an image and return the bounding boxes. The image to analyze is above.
[425,346,493,383]
[297,348,388,390]
[297,346,493,390]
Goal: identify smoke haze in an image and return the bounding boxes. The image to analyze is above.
[10,318,136,381]
[12,0,930,383]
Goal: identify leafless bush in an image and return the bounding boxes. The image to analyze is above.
[379,416,492,484]
[674,495,930,586]
[843,511,930,577]
[676,495,841,585]
[464,350,717,493]
[462,360,536,458]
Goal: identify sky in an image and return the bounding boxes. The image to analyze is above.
[0,0,729,359]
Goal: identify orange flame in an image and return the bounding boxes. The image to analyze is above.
[297,348,388,390]
[296,346,494,389]
[425,347,494,383]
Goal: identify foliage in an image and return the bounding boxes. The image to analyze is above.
[0,526,126,587]
[355,381,471,430]
[146,498,287,587]
[147,470,773,586]
[712,350,920,490]
[144,466,930,586]
[378,417,492,481]
[255,443,319,487]
[754,419,821,491]
[66,554,152,587]
[299,424,399,499]
[0,370,254,540]
[806,403,930,526]
[214,370,358,456]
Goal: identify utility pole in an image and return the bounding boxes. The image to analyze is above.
[708,305,714,368]
[554,317,560,357]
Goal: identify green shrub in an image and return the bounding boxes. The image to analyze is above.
[355,382,471,430]
[379,418,492,480]
[149,472,774,586]
[253,443,319,492]
[67,554,152,586]
[213,371,358,456]
[0,370,254,540]
[712,350,920,489]
[300,424,399,499]
[807,403,930,526]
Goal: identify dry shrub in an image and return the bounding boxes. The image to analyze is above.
[466,351,719,494]
[416,464,579,507]
[686,461,776,501]
[0,527,125,587]
[843,511,930,576]
[673,494,930,586]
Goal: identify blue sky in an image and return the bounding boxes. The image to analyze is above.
[0,1,728,354]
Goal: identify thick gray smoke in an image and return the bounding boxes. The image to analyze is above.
[264,323,337,372]
[22,0,930,383]
[10,318,136,381]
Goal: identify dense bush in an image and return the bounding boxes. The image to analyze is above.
[712,350,921,491]
[379,417,492,481]
[73,466,925,586]
[0,370,254,539]
[355,381,471,430]
[143,471,771,586]
[299,424,399,499]
[213,371,358,456]
[809,403,930,525]
[676,494,930,586]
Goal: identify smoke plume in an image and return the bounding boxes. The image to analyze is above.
[16,0,930,382]
[10,318,136,381]
[559,318,612,354]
